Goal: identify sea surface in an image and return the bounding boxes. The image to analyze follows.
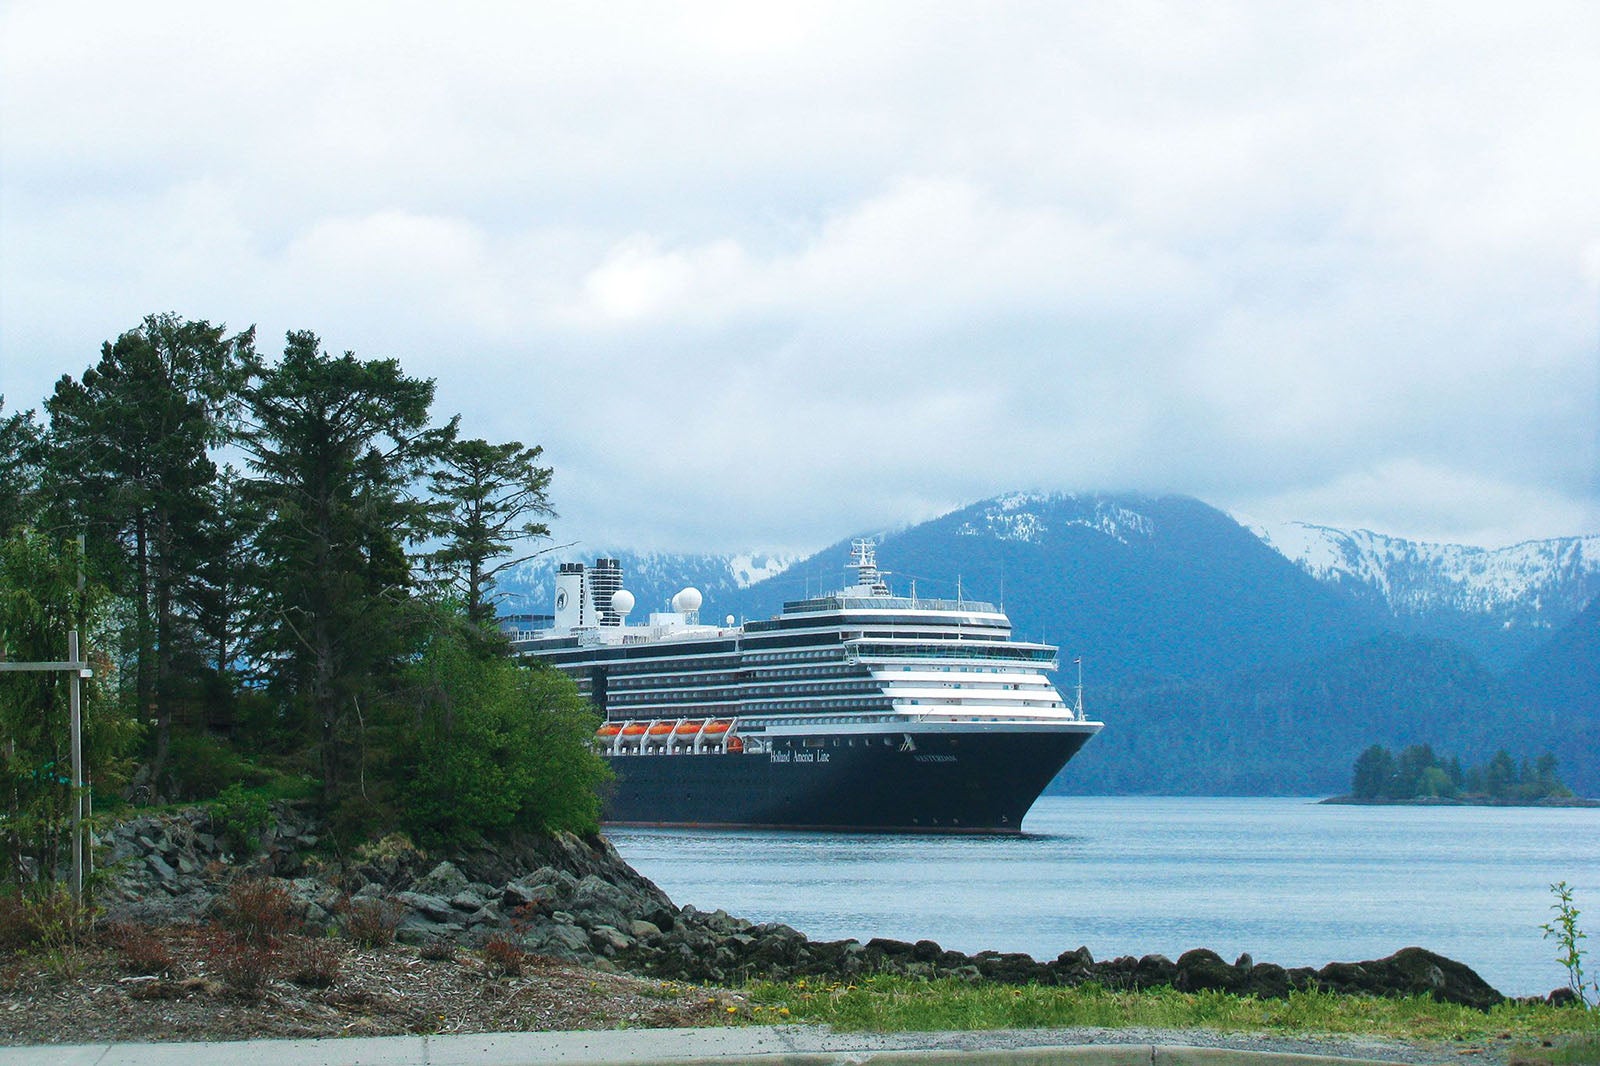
[607,796,1600,998]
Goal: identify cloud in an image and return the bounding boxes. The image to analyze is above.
[2,1,1597,552]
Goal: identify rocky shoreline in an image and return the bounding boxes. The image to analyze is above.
[97,802,1516,1012]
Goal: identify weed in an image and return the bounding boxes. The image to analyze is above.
[105,921,177,976]
[4,886,100,976]
[203,926,277,999]
[419,937,456,961]
[1542,882,1597,1009]
[338,894,404,947]
[221,877,299,946]
[0,894,30,952]
[288,939,342,988]
[481,934,524,977]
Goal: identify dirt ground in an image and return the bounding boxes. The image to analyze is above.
[0,923,730,1045]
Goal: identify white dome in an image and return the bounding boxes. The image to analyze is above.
[610,589,635,617]
[671,587,703,613]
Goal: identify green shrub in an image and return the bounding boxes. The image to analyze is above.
[211,783,271,855]
[400,635,610,842]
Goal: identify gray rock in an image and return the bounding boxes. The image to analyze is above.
[629,919,662,939]
[145,853,177,883]
[414,860,470,898]
[536,923,594,960]
[590,924,634,952]
[395,890,456,923]
[449,889,488,912]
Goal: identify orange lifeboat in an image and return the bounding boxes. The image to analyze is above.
[596,723,622,737]
[621,723,648,737]
[703,720,732,735]
[647,721,674,736]
[675,720,706,735]
[727,736,744,753]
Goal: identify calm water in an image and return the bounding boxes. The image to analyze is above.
[607,796,1600,997]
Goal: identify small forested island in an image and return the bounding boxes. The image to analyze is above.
[1324,743,1597,806]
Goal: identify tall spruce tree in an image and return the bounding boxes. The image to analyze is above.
[42,315,254,789]
[426,438,555,628]
[240,331,455,803]
[0,398,44,537]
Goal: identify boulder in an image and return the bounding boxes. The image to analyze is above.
[1173,948,1241,993]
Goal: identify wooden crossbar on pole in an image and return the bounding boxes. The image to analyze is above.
[0,634,90,901]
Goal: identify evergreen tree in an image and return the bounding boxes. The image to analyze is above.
[0,398,44,536]
[239,331,454,804]
[1350,744,1395,799]
[400,620,609,841]
[426,438,555,628]
[42,315,254,789]
[1485,749,1518,798]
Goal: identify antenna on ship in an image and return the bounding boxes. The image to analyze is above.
[1074,657,1084,720]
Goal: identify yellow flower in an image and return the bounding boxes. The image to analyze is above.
[726,1005,738,1014]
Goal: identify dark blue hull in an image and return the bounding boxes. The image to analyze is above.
[600,727,1094,833]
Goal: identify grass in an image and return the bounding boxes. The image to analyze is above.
[740,975,1600,1052]
[1507,1032,1600,1065]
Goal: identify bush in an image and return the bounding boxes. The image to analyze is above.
[338,895,403,947]
[402,637,610,842]
[481,934,524,977]
[105,922,176,976]
[3,885,99,974]
[288,939,342,988]
[221,877,299,946]
[204,927,276,999]
[165,734,272,800]
[419,937,456,961]
[211,784,271,855]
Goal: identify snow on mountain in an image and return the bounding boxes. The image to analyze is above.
[1248,520,1600,624]
[495,546,799,619]
[956,492,1155,546]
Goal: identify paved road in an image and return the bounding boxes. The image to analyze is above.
[0,1025,1490,1066]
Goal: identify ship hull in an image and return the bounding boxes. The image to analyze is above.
[599,725,1094,834]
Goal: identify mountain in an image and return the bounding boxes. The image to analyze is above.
[494,548,797,626]
[495,491,1597,796]
[723,492,1378,686]
[1508,594,1600,794]
[1249,522,1600,670]
[1058,634,1563,795]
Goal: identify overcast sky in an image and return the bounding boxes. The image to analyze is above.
[3,2,1597,554]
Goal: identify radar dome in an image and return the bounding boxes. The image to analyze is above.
[671,587,703,613]
[610,589,635,617]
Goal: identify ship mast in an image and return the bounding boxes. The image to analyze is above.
[847,538,891,595]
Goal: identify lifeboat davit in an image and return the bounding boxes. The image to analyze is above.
[596,723,622,737]
[647,721,674,736]
[675,719,706,735]
[620,723,648,736]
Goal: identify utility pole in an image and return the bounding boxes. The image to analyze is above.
[0,631,92,902]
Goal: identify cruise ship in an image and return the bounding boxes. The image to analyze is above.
[509,540,1102,833]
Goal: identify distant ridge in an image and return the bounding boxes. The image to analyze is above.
[1249,522,1600,669]
[495,490,1599,796]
